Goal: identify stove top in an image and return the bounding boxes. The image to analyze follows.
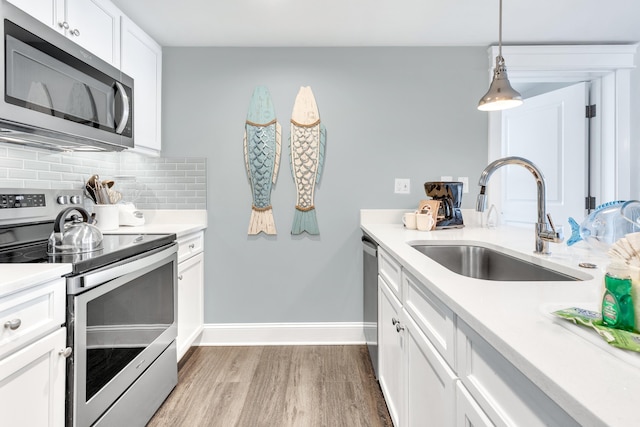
[0,188,176,275]
[0,232,176,275]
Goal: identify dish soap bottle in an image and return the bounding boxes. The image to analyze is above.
[602,262,635,331]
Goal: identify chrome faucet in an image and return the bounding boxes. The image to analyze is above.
[476,156,564,254]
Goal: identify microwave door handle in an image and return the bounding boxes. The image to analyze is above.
[114,81,130,134]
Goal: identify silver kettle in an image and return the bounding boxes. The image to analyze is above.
[47,207,103,254]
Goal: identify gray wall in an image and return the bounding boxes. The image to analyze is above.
[161,47,489,324]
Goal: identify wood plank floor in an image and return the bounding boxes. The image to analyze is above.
[147,345,392,427]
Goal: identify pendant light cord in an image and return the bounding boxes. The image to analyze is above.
[498,0,503,60]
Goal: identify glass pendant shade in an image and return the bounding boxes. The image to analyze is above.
[477,56,523,111]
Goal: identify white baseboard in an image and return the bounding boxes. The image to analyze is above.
[197,322,365,346]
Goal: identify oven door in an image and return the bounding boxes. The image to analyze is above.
[67,244,177,427]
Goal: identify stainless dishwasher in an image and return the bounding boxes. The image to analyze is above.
[362,233,379,378]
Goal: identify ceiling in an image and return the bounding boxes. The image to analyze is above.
[110,0,640,47]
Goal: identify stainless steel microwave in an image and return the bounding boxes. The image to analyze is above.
[0,1,133,151]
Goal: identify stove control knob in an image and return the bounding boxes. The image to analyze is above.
[70,195,81,204]
[57,195,69,205]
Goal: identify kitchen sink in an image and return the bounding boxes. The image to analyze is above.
[411,244,581,281]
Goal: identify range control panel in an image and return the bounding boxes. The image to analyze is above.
[0,193,46,209]
[0,189,84,227]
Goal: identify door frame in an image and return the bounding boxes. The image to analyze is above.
[486,44,637,209]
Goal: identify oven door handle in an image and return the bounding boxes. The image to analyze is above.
[79,244,177,291]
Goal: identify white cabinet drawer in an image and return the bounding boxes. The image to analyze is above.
[456,320,579,427]
[378,248,402,299]
[0,279,66,360]
[177,231,204,263]
[403,269,456,368]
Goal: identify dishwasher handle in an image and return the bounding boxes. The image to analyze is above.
[362,235,378,257]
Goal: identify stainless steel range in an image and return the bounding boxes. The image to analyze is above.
[0,188,178,427]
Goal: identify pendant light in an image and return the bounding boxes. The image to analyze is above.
[477,0,523,111]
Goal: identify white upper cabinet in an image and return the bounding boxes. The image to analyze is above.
[120,14,162,155]
[9,0,121,66]
[60,0,121,66]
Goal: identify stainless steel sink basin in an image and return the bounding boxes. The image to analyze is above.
[411,244,580,281]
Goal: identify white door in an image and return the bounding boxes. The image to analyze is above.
[498,82,588,229]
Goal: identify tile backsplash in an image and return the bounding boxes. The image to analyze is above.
[0,144,206,209]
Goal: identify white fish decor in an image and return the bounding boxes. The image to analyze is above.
[289,86,326,235]
[243,86,281,235]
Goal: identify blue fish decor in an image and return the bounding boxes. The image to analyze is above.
[289,86,326,235]
[243,86,282,235]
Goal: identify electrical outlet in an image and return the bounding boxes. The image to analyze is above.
[394,178,410,194]
[457,176,469,193]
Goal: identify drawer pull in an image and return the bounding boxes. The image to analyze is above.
[396,323,405,333]
[59,347,73,358]
[4,319,21,330]
[178,275,184,280]
[391,317,399,325]
[189,243,196,249]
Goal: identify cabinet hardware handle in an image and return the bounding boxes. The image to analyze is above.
[189,243,195,249]
[59,347,73,358]
[4,319,21,330]
[70,28,80,36]
[178,275,183,280]
[59,21,69,29]
[391,317,399,325]
[396,323,405,333]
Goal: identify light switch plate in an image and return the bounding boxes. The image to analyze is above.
[395,178,410,194]
[457,176,469,193]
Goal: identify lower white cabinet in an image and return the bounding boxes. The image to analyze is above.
[378,276,404,426]
[455,381,493,427]
[176,231,205,361]
[0,326,66,427]
[456,320,579,427]
[379,274,458,427]
[374,245,581,427]
[405,312,456,427]
[0,277,67,427]
[177,251,204,361]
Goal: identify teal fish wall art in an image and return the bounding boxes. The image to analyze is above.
[289,86,326,235]
[243,86,282,235]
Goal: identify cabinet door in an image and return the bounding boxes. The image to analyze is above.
[0,327,66,427]
[457,320,580,427]
[121,14,162,155]
[456,382,494,427]
[7,0,57,27]
[378,276,403,427]
[62,0,121,66]
[405,312,457,427]
[177,252,204,361]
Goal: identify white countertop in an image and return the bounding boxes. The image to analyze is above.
[0,264,72,298]
[104,209,207,238]
[361,209,639,427]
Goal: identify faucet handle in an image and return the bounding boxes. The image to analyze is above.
[540,213,564,243]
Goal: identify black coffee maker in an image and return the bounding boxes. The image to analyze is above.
[424,181,464,229]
